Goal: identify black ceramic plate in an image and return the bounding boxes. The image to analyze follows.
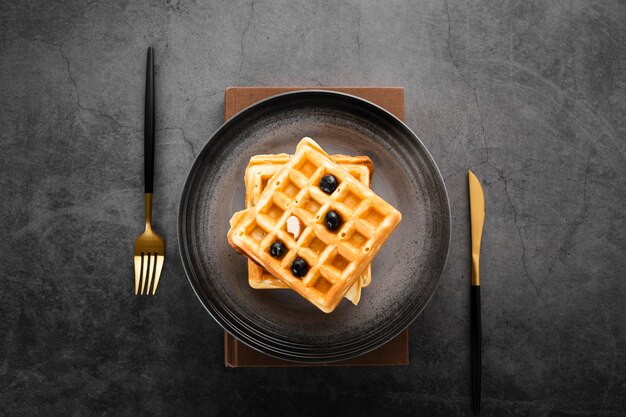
[178,91,450,362]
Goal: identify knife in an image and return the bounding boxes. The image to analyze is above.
[468,170,484,415]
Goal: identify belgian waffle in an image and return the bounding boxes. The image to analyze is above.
[244,154,374,305]
[228,137,402,313]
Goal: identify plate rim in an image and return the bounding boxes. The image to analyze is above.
[178,89,451,362]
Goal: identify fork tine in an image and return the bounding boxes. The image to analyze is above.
[140,253,150,295]
[151,255,165,295]
[146,252,156,295]
[134,255,142,295]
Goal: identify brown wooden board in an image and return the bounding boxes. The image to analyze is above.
[224,86,408,367]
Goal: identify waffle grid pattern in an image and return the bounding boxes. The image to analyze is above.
[244,154,373,304]
[229,138,401,313]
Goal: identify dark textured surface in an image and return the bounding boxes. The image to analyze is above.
[1,0,624,415]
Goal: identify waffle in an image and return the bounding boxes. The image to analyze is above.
[244,154,374,305]
[228,137,402,313]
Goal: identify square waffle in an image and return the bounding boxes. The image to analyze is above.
[228,137,402,313]
[244,153,374,305]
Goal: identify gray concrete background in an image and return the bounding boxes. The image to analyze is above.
[1,0,625,416]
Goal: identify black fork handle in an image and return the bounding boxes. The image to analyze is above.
[145,47,155,193]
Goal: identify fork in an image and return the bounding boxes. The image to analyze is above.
[134,47,165,295]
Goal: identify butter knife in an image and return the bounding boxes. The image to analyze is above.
[468,170,485,415]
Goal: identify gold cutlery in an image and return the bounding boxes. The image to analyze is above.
[134,47,165,295]
[468,170,485,414]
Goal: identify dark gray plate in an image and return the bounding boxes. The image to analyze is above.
[178,90,450,362]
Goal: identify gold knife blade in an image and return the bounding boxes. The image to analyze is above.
[468,170,485,286]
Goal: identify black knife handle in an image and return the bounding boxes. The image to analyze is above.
[471,284,481,415]
[144,47,155,193]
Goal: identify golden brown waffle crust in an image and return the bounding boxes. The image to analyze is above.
[228,138,402,313]
[243,154,374,305]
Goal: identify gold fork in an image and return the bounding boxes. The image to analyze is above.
[134,46,165,295]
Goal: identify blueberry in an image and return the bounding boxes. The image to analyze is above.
[269,241,286,259]
[291,257,309,277]
[319,175,338,194]
[325,210,342,231]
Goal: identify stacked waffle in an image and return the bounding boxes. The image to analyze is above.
[228,138,402,313]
